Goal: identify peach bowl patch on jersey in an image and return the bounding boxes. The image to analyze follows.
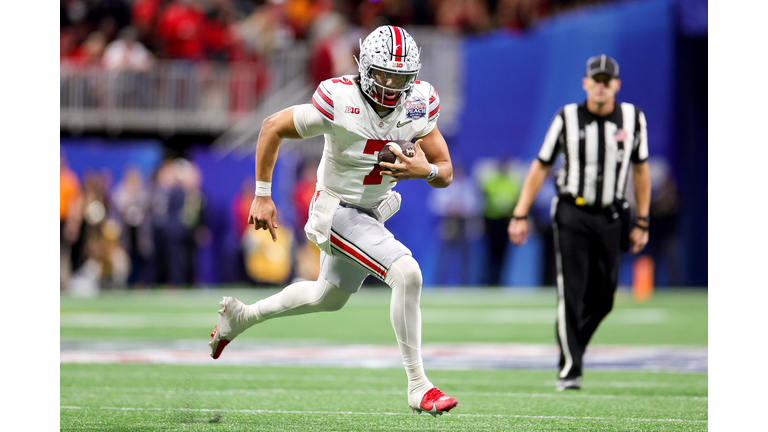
[405,97,427,120]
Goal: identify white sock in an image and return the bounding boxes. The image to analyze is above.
[385,255,433,403]
[246,277,351,324]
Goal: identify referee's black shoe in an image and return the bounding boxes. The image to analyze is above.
[556,377,581,391]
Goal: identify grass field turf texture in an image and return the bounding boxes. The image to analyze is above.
[61,288,707,431]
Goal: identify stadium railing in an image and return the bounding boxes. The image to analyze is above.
[60,29,462,141]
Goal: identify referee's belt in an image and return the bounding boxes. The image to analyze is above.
[558,194,615,215]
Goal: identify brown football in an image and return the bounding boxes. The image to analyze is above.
[378,142,415,169]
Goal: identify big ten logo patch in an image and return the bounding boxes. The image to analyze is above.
[345,106,360,114]
[405,97,426,120]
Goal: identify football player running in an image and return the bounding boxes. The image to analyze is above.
[209,26,458,416]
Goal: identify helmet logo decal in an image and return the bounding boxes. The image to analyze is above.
[390,26,404,61]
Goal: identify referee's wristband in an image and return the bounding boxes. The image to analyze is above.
[255,181,272,197]
[635,215,649,231]
[512,215,527,221]
[425,164,439,182]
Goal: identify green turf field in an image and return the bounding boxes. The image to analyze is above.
[61,288,708,431]
[61,287,707,345]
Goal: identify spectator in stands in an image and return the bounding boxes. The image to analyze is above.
[203,0,248,62]
[307,9,357,85]
[80,170,114,257]
[164,159,208,286]
[61,30,108,108]
[103,26,155,108]
[495,0,550,32]
[113,166,152,286]
[61,153,84,291]
[130,0,164,53]
[435,0,492,34]
[103,26,154,72]
[647,157,682,286]
[428,164,483,285]
[156,0,207,61]
[147,159,177,284]
[477,158,524,286]
[237,0,295,58]
[70,169,131,292]
[70,31,108,67]
[354,0,414,28]
[355,2,389,32]
[284,0,319,39]
[60,27,83,60]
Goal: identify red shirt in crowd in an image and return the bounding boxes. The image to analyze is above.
[156,1,207,61]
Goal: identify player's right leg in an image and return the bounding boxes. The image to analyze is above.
[327,206,458,415]
[209,273,356,359]
[385,255,458,416]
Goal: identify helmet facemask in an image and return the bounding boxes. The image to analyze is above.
[356,26,421,108]
[367,65,419,107]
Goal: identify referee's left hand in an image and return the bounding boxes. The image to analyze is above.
[629,226,648,254]
[508,218,528,246]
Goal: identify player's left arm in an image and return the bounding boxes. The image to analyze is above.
[379,124,453,188]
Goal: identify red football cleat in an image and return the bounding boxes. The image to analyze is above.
[209,297,253,359]
[209,326,231,360]
[410,387,458,417]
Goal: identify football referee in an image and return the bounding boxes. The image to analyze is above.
[508,55,651,391]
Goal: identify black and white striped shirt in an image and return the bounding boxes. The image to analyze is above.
[538,101,648,208]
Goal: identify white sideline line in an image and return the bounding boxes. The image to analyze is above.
[59,406,707,423]
[60,308,670,327]
[62,386,708,401]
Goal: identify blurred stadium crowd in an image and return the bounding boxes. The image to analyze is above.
[60,0,617,121]
[60,147,681,291]
[60,0,613,69]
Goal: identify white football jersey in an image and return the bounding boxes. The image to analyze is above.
[310,75,440,206]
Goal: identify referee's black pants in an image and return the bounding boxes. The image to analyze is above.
[552,197,622,379]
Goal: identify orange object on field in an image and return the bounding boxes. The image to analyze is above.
[632,255,654,303]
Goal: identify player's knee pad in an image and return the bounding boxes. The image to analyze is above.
[385,255,422,295]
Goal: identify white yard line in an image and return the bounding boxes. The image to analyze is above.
[60,406,707,423]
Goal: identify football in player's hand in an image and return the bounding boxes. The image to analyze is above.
[378,142,415,169]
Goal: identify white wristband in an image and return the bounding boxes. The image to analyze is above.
[255,181,272,197]
[425,164,439,182]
